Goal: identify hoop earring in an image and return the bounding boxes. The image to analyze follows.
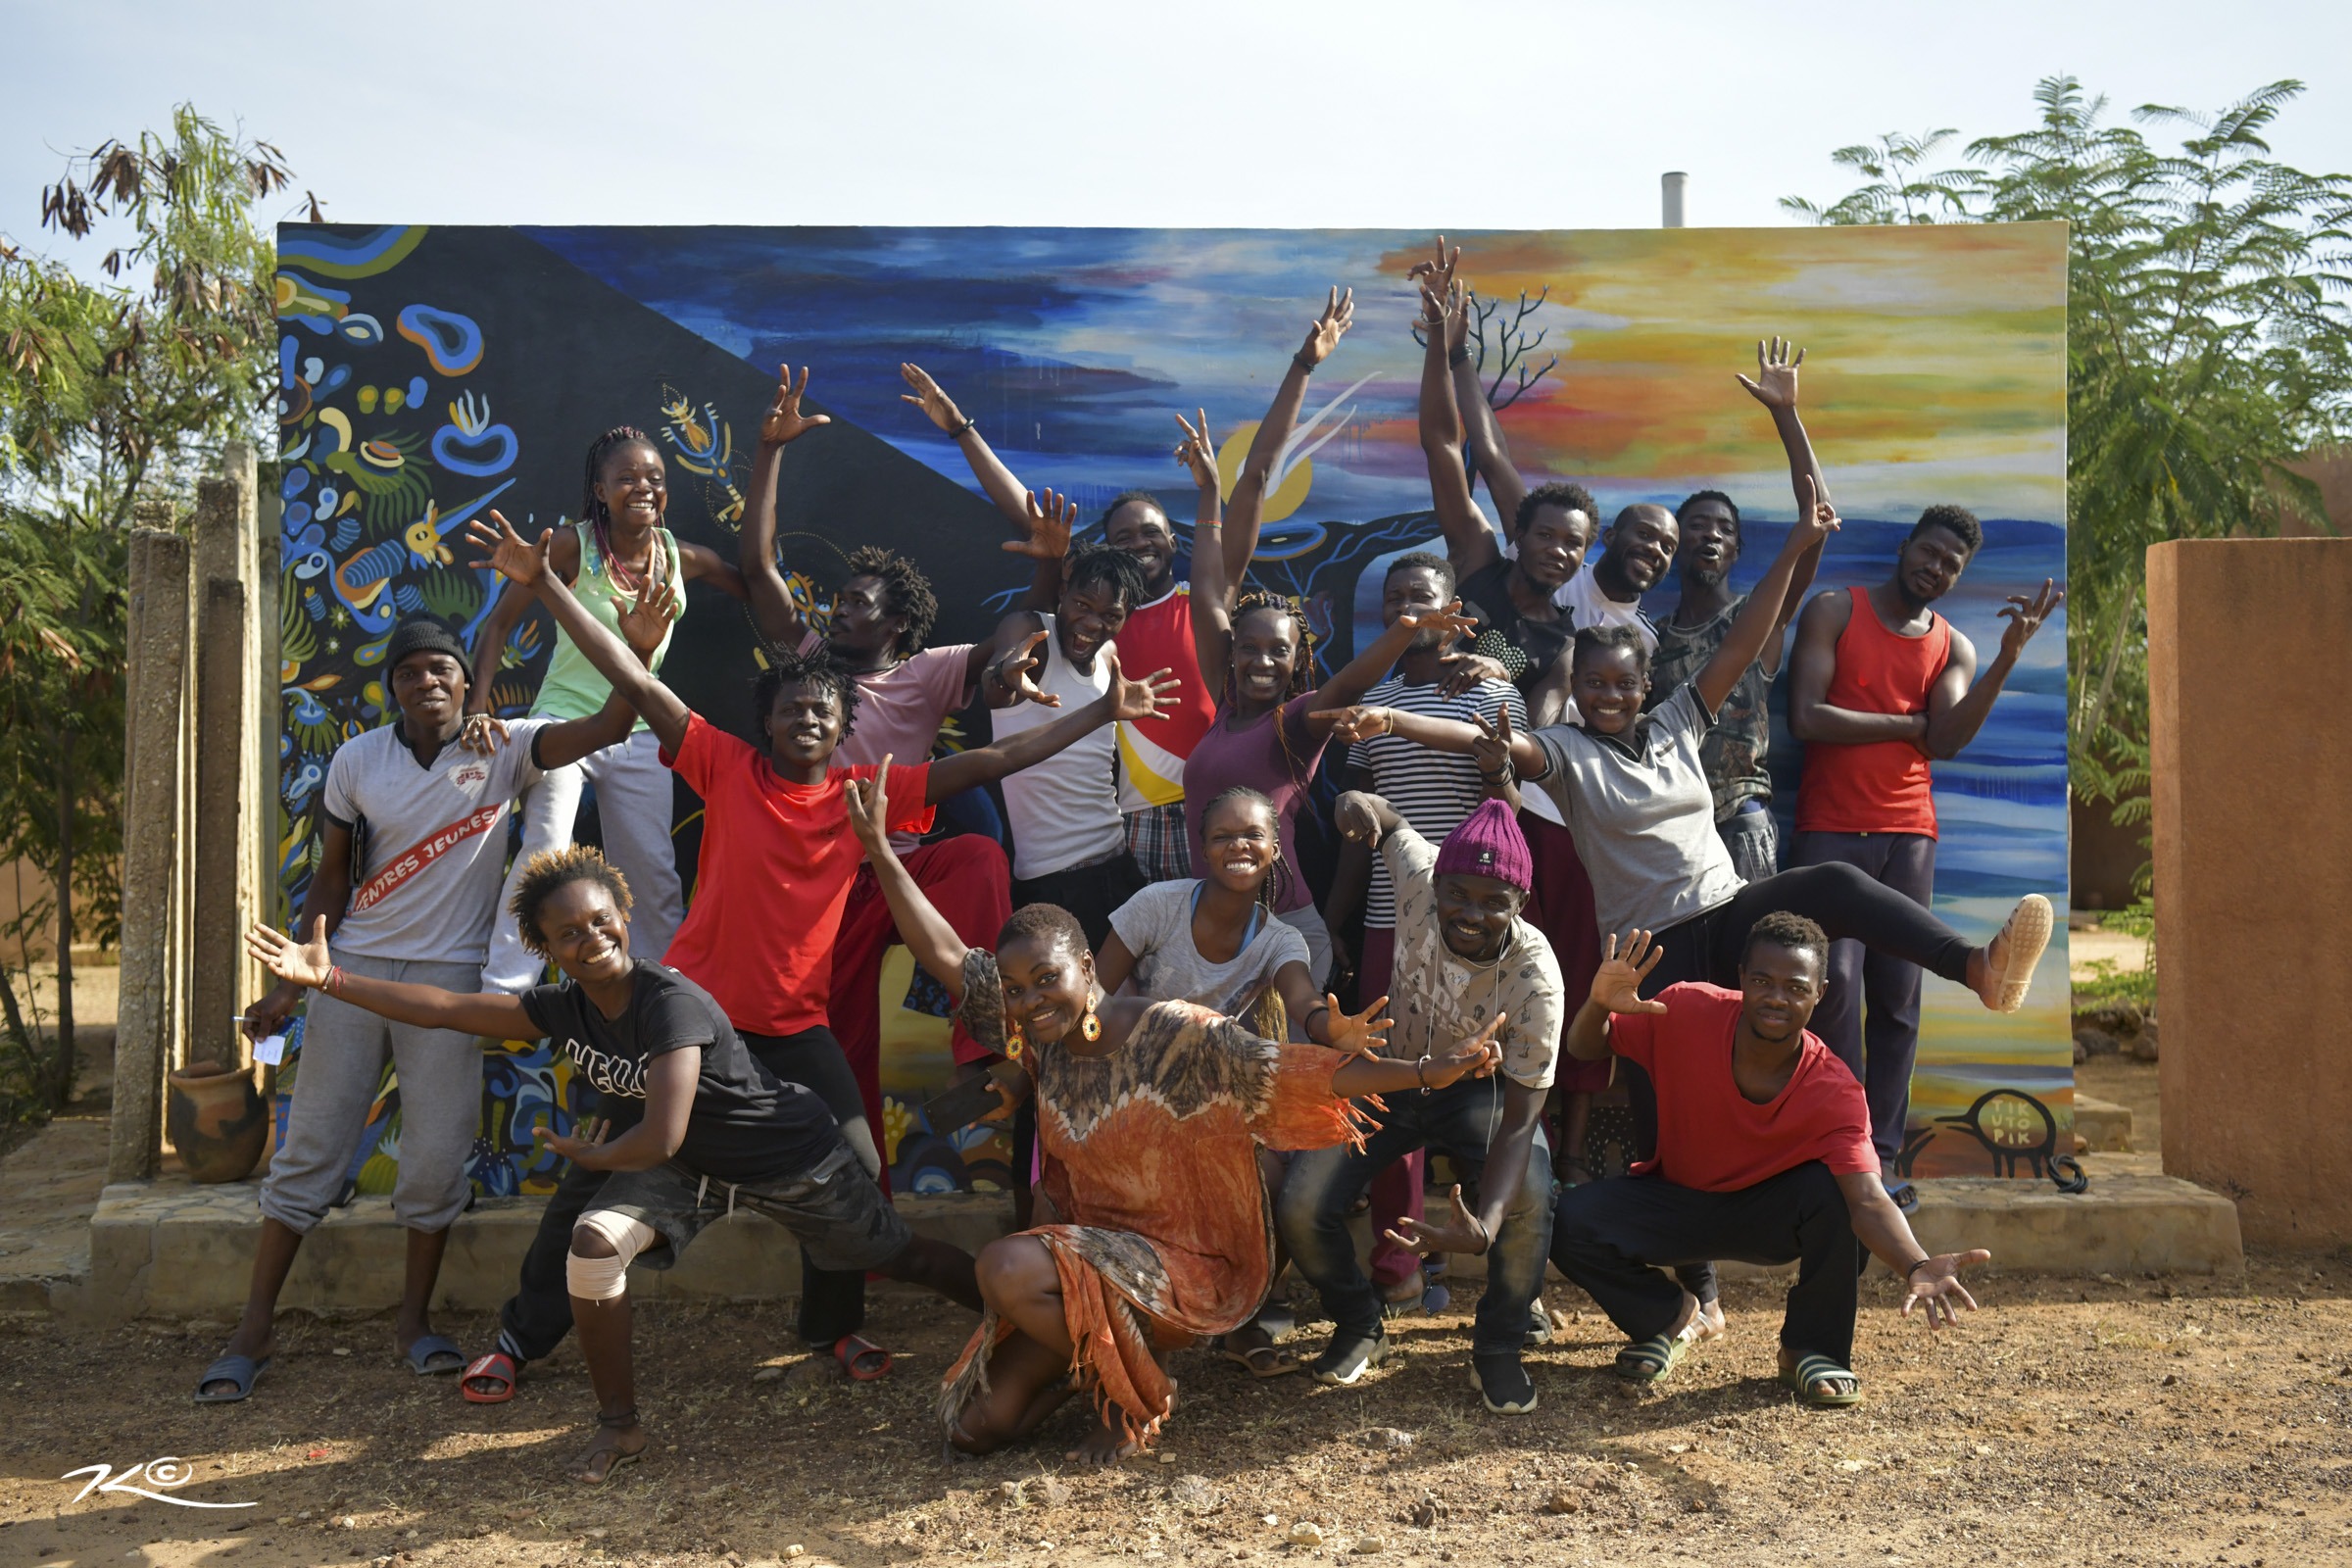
[1080,993,1103,1044]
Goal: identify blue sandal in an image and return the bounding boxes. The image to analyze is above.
[194,1353,270,1403]
[405,1335,466,1376]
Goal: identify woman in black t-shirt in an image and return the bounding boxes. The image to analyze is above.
[244,846,982,1484]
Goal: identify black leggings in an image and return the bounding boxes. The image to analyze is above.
[1643,861,1975,996]
[742,1026,875,1348]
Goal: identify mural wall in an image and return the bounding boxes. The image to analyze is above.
[271,221,2072,1193]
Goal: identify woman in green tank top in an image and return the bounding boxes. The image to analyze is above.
[470,427,748,995]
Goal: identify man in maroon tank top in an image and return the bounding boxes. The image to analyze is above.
[1785,506,2062,1190]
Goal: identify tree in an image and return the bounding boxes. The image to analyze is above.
[1784,77,2352,876]
[0,106,293,1118]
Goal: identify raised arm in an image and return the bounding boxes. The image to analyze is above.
[1175,411,1235,687]
[1787,591,1929,745]
[1735,336,1830,674]
[902,362,1033,531]
[469,514,691,754]
[533,577,678,770]
[1299,602,1477,723]
[739,364,833,648]
[930,650,1179,800]
[247,914,537,1040]
[1409,237,1530,532]
[1564,931,1668,1062]
[1921,581,2062,760]
[466,527,583,716]
[675,541,747,601]
[1227,286,1355,584]
[842,759,974,1006]
[1693,477,1839,715]
[1417,275,1503,577]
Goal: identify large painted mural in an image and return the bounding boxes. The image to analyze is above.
[270,221,2071,1196]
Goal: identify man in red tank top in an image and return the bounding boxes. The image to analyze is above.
[1785,506,2063,1188]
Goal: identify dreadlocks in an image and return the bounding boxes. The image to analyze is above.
[841,544,940,657]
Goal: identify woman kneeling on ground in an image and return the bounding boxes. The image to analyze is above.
[244,846,982,1483]
[842,758,1503,1463]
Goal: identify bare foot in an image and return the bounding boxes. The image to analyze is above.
[575,1417,648,1485]
[1692,1298,1728,1342]
[1066,1414,1140,1467]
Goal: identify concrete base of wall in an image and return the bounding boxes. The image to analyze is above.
[2073,1094,2134,1152]
[38,1153,2243,1323]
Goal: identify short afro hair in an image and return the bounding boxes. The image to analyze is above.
[1741,910,1829,971]
[997,902,1093,962]
[510,844,633,960]
[1386,550,1457,598]
[1065,542,1151,612]
[1100,490,1172,534]
[1516,481,1601,541]
[1676,489,1740,539]
[841,545,939,657]
[1909,504,1983,556]
[1570,623,1651,677]
[753,645,863,736]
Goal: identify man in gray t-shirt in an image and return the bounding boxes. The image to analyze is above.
[199,608,653,1405]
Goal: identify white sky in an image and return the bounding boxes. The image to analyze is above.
[1,0,2346,249]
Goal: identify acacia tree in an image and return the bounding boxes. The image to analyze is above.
[0,106,292,1118]
[1785,77,2352,874]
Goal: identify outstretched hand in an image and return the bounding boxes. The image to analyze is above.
[990,629,1060,709]
[1384,1182,1490,1260]
[1004,488,1076,563]
[245,914,335,992]
[1592,930,1669,1014]
[1425,1009,1505,1089]
[1997,579,2064,659]
[1736,335,1805,411]
[1321,992,1390,1058]
[843,754,895,859]
[1900,1250,1993,1329]
[615,577,680,658]
[1104,649,1181,722]
[467,511,554,589]
[536,1114,613,1165]
[1298,284,1355,367]
[1172,409,1218,491]
[899,362,965,434]
[760,364,831,448]
[1392,598,1476,647]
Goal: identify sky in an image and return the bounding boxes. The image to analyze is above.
[1,0,2346,249]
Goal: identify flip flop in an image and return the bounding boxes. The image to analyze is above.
[1782,1352,1863,1408]
[193,1353,270,1404]
[1216,1339,1300,1379]
[461,1350,518,1403]
[832,1333,892,1382]
[405,1335,466,1376]
[1979,894,2053,1013]
[1614,1328,1690,1385]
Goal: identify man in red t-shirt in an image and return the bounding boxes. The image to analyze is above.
[1548,912,1992,1407]
[1786,509,2063,1183]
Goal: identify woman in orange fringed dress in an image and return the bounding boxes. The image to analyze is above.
[844,760,1506,1462]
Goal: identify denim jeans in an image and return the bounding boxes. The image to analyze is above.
[1277,1073,1554,1359]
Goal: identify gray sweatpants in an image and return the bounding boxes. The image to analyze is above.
[258,953,484,1235]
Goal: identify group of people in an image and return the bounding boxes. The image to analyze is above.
[207,243,2061,1481]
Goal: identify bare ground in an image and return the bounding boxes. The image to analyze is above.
[5,1246,2350,1568]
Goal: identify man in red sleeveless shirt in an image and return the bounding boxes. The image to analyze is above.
[1786,506,2062,1184]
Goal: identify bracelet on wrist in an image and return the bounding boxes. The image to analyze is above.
[1414,1054,1431,1089]
[325,964,346,996]
[1293,352,1317,375]
[947,416,976,438]
[1904,1255,1936,1280]
[1447,343,1471,368]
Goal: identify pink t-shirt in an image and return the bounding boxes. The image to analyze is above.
[798,633,976,850]
[1182,693,1324,914]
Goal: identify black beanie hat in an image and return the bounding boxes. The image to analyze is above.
[384,612,469,674]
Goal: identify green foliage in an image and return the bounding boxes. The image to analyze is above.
[1786,78,2352,885]
[0,105,294,1118]
[2072,902,2159,1015]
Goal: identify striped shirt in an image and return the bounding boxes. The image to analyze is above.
[1345,675,1527,928]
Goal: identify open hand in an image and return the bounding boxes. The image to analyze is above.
[1327,705,1396,746]
[1321,992,1391,1058]
[467,511,554,589]
[245,914,335,992]
[1997,579,2063,660]
[1900,1250,1992,1329]
[1172,409,1218,491]
[1393,598,1476,648]
[1104,649,1181,722]
[1004,488,1076,564]
[760,364,831,448]
[615,576,680,659]
[459,712,509,756]
[1298,284,1355,367]
[899,362,966,434]
[990,629,1060,709]
[1383,1181,1490,1259]
[1592,930,1669,1014]
[843,754,895,859]
[536,1114,613,1165]
[1736,335,1805,411]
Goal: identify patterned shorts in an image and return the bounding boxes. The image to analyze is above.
[1124,802,1193,883]
[589,1141,910,1275]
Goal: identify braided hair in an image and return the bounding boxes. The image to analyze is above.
[1225,591,1320,796]
[841,544,940,657]
[1200,785,1296,1042]
[581,425,666,592]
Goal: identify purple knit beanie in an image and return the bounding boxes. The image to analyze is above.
[1434,798,1533,893]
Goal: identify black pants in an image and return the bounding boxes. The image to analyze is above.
[498,1092,639,1363]
[1012,852,1146,953]
[1644,860,1974,998]
[742,1025,875,1348]
[1790,831,1938,1167]
[1549,1160,1863,1367]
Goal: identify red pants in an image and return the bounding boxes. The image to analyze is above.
[1522,811,1612,1096]
[828,835,1012,1192]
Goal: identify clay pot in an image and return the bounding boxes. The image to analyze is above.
[167,1060,270,1184]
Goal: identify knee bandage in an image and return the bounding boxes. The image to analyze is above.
[566,1210,659,1300]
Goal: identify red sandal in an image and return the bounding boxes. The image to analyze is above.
[832,1334,892,1382]
[461,1350,518,1404]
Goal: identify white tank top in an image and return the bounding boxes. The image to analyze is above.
[993,613,1123,881]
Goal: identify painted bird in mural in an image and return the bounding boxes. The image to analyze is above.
[658,388,747,524]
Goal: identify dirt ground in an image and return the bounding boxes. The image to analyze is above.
[6,1240,2350,1568]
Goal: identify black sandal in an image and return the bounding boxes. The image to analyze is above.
[576,1407,645,1486]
